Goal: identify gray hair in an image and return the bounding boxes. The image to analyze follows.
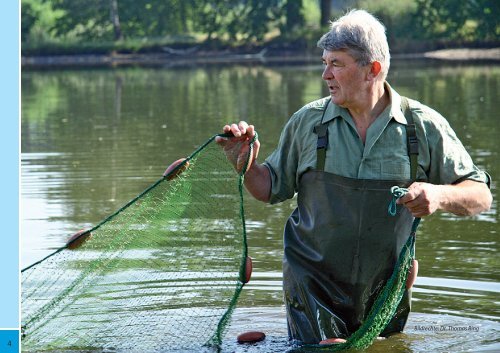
[317,9,390,79]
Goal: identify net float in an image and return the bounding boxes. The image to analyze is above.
[163,158,189,180]
[319,338,347,344]
[237,331,266,344]
[241,256,252,283]
[66,229,92,250]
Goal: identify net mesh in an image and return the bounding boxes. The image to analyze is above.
[21,133,252,352]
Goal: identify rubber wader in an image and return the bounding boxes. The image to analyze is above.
[283,97,418,343]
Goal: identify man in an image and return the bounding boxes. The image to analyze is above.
[214,9,492,344]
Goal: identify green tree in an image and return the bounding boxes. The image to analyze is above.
[50,0,113,40]
[241,0,283,41]
[46,0,291,43]
[192,0,289,42]
[21,1,37,42]
[414,0,500,41]
[358,0,419,44]
[49,0,195,41]
[21,0,65,43]
[118,0,194,37]
[193,0,235,41]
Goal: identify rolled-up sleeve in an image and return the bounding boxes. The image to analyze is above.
[417,105,491,187]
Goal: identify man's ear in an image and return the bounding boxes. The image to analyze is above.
[368,61,382,80]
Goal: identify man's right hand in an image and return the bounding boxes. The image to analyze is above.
[215,121,271,202]
[215,121,260,174]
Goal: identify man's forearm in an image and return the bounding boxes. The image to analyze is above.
[438,180,492,216]
[243,162,271,203]
[398,179,492,217]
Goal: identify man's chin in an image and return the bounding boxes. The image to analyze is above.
[330,95,344,106]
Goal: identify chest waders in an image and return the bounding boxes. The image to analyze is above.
[283,97,419,343]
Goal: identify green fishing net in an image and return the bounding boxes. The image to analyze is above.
[21,133,253,352]
[22,129,418,353]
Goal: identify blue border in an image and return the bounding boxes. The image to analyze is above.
[0,0,20,330]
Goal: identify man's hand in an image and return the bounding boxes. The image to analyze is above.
[397,180,492,217]
[215,121,271,202]
[396,182,441,217]
[215,121,260,173]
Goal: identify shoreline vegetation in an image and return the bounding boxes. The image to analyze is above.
[22,47,500,69]
[22,0,499,69]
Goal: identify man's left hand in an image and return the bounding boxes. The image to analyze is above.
[396,182,441,217]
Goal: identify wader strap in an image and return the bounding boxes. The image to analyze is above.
[314,97,419,178]
[313,99,331,171]
[401,97,418,181]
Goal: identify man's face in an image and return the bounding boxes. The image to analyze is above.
[321,50,369,108]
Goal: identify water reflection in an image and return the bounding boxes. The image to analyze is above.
[21,62,499,351]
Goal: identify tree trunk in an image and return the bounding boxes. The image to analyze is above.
[109,0,123,41]
[285,0,304,31]
[320,0,331,27]
[180,2,188,33]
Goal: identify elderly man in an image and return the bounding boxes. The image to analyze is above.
[215,9,492,344]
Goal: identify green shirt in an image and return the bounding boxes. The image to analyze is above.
[263,83,490,204]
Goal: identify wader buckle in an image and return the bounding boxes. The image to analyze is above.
[313,124,329,150]
[406,125,419,155]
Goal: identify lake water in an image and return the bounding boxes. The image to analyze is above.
[21,61,499,352]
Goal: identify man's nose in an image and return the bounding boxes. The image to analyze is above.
[322,66,333,80]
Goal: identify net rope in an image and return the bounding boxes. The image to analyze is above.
[21,133,254,352]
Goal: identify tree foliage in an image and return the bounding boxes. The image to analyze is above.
[21,0,499,49]
[192,0,286,42]
[354,0,498,48]
[414,0,500,41]
[21,1,38,42]
[22,0,65,43]
[22,0,305,44]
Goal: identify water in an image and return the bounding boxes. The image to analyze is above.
[21,61,500,352]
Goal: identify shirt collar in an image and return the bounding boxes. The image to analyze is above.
[321,82,408,125]
[386,82,407,125]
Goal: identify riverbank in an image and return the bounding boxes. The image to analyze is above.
[21,47,500,69]
[395,48,500,61]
